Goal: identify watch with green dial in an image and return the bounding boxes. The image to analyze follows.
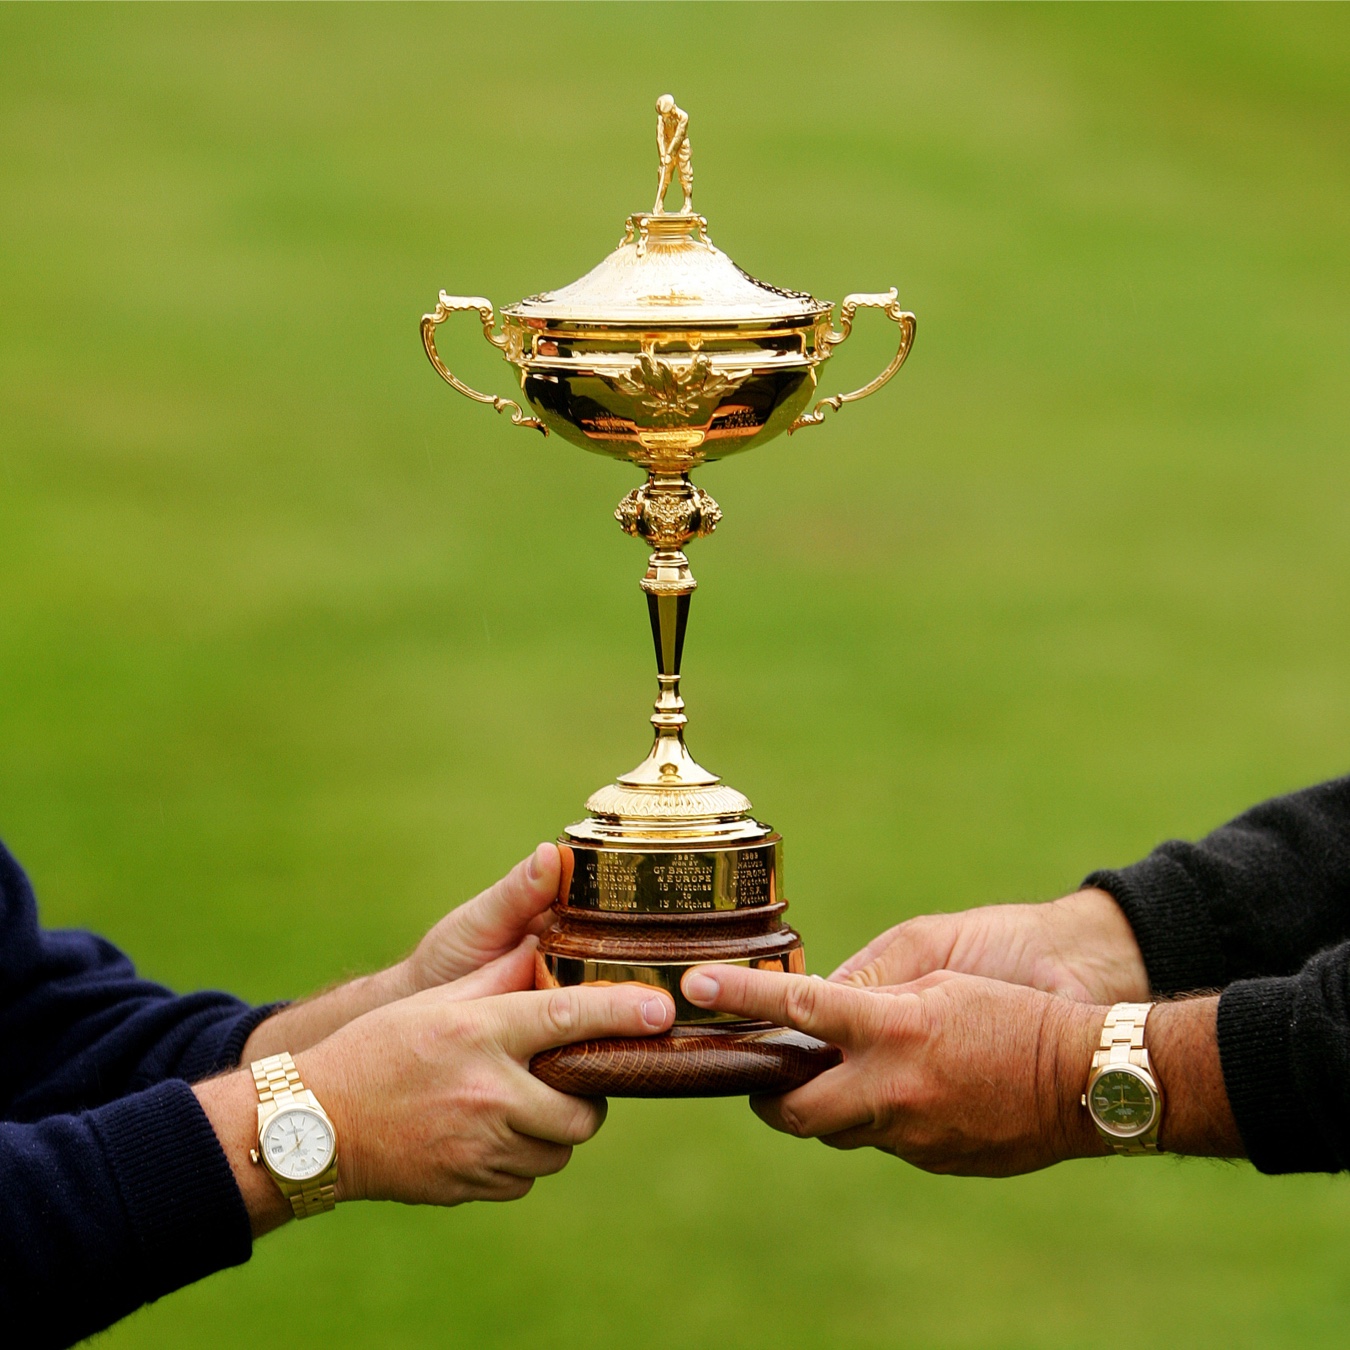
[1082,1002,1164,1155]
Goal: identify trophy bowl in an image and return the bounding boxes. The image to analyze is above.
[422,97,915,1096]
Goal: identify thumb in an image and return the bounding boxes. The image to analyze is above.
[490,983,675,1060]
[832,916,955,988]
[413,843,561,987]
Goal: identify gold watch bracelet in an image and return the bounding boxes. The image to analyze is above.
[249,1051,337,1219]
[1089,1001,1162,1156]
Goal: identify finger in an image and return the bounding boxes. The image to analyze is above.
[836,918,956,989]
[749,1063,874,1139]
[508,1075,609,1146]
[681,966,883,1047]
[464,1173,535,1204]
[490,983,675,1060]
[818,1126,884,1153]
[494,1132,575,1181]
[456,843,562,949]
[438,938,539,1003]
[828,923,907,982]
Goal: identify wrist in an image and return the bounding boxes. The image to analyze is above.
[240,961,418,1063]
[1040,997,1111,1162]
[193,1071,293,1239]
[1048,887,1150,1003]
[366,958,419,1003]
[1146,997,1242,1157]
[290,1039,369,1204]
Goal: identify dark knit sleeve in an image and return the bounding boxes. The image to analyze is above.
[0,1079,252,1349]
[1216,941,1350,1173]
[1084,774,1350,995]
[0,840,283,1121]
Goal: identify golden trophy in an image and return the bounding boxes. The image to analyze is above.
[422,98,915,1095]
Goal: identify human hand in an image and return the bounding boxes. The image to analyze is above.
[830,888,1148,1004]
[401,842,562,993]
[682,964,1103,1177]
[241,844,564,1062]
[307,952,675,1206]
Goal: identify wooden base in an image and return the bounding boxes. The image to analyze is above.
[530,1022,841,1098]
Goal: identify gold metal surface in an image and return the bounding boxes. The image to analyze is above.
[560,838,782,913]
[423,98,917,1023]
[420,293,547,435]
[249,1051,339,1218]
[788,289,917,433]
[653,93,693,216]
[1084,1002,1164,1156]
[538,948,806,1026]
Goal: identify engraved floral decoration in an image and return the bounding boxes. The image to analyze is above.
[613,352,745,424]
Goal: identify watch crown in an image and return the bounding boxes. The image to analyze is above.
[249,1149,260,1165]
[1080,1094,1087,1108]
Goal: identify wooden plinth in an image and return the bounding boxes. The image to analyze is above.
[530,1022,841,1098]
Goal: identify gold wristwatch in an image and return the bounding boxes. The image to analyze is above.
[1082,1002,1164,1155]
[248,1051,339,1217]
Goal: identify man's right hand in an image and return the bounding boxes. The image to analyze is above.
[830,887,1149,1005]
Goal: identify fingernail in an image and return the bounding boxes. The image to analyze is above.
[527,843,549,882]
[683,971,719,1006]
[641,996,670,1028]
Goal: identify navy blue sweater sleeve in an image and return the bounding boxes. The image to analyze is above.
[0,841,279,1122]
[0,1081,253,1349]
[1083,775,1350,1173]
[0,840,283,1343]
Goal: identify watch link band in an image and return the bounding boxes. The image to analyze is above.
[1091,1001,1160,1156]
[250,1051,337,1218]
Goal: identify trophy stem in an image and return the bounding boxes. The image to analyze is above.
[614,472,722,790]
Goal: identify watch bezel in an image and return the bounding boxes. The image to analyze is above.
[1087,1062,1160,1140]
[258,1103,337,1182]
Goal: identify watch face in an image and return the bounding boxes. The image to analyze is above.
[261,1106,335,1181]
[1090,1068,1157,1137]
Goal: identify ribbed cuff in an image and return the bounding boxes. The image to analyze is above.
[1084,848,1227,994]
[90,1079,253,1303]
[176,1001,289,1084]
[1217,977,1338,1174]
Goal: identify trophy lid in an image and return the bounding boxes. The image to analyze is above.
[503,97,831,328]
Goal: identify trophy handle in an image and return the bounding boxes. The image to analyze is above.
[420,292,548,435]
[788,288,916,433]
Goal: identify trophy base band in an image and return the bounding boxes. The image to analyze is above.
[530,1022,841,1098]
[534,812,835,1095]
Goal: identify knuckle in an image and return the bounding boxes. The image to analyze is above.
[545,988,580,1037]
[539,1144,573,1176]
[568,1099,605,1143]
[458,1072,511,1120]
[776,1101,811,1138]
[784,977,821,1028]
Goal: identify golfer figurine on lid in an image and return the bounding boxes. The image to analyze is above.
[421,96,916,1096]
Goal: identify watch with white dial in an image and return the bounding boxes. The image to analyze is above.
[1082,1002,1164,1156]
[248,1051,339,1217]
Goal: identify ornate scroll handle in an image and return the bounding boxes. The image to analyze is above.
[420,292,547,436]
[788,288,917,434]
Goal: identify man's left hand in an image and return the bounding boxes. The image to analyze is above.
[241,844,562,1063]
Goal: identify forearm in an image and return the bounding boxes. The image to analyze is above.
[240,961,414,1063]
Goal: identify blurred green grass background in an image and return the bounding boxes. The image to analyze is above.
[2,3,1349,1346]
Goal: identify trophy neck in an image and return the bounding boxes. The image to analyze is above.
[570,469,764,843]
